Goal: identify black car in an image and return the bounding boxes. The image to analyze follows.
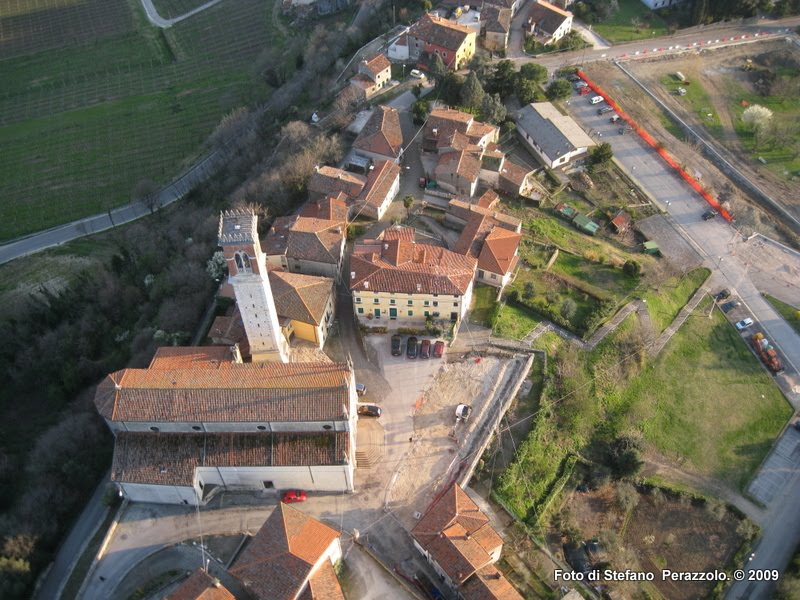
[720,301,739,313]
[406,336,418,359]
[391,334,402,356]
[357,404,382,418]
[714,289,731,301]
[702,210,718,221]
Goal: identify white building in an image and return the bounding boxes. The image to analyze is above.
[516,102,596,168]
[525,0,573,45]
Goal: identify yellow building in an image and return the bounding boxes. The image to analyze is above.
[269,271,336,349]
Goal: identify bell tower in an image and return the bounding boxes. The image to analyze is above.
[218,209,289,363]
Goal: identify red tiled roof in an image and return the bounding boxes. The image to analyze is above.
[356,160,400,214]
[165,568,235,600]
[461,564,524,600]
[307,167,366,200]
[262,215,345,265]
[424,108,498,152]
[498,160,532,194]
[231,503,341,600]
[299,195,349,223]
[111,431,350,486]
[610,210,631,232]
[149,346,234,370]
[478,227,521,276]
[412,484,504,585]
[362,53,392,78]
[269,270,334,326]
[350,231,476,296]
[447,199,522,230]
[95,361,353,423]
[353,106,403,159]
[306,560,345,600]
[477,190,499,209]
[409,14,475,56]
[435,150,482,185]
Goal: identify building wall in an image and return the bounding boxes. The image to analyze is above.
[363,172,400,220]
[388,41,410,61]
[516,126,588,169]
[286,256,341,280]
[119,482,199,506]
[552,15,573,42]
[113,419,352,434]
[437,172,478,197]
[355,148,399,164]
[476,268,505,288]
[484,30,509,52]
[353,289,469,324]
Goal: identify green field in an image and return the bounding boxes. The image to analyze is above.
[765,294,800,335]
[592,0,669,43]
[0,0,290,241]
[469,284,497,326]
[660,75,723,138]
[493,302,540,340]
[152,0,213,19]
[642,267,709,333]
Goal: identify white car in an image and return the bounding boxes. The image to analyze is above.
[735,318,754,331]
[409,69,426,79]
[455,404,472,420]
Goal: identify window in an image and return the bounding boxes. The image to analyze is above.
[408,310,414,316]
[390,299,396,305]
[433,294,438,297]
[478,270,485,278]
[424,311,429,317]
[357,307,364,314]
[424,300,430,306]
[453,302,459,307]
[355,297,362,303]
[433,301,438,307]
[374,298,380,304]
[451,312,458,321]
[234,251,252,274]
[407,300,413,305]
[263,481,274,489]
[491,273,497,280]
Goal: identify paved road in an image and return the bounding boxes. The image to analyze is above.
[34,472,110,600]
[139,0,223,28]
[566,87,800,600]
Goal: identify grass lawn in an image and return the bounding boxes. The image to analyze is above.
[660,75,723,138]
[151,0,212,19]
[642,267,709,333]
[493,302,539,340]
[622,301,792,490]
[592,0,669,43]
[469,284,498,326]
[765,294,800,335]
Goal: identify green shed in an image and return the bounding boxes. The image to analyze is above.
[643,241,660,255]
[573,214,600,236]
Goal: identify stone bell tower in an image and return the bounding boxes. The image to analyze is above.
[218,209,289,363]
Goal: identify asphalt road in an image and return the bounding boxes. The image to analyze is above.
[567,89,800,600]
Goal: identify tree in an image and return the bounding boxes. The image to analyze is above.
[206,251,227,280]
[742,104,773,131]
[622,259,642,277]
[428,53,447,84]
[479,93,507,124]
[438,72,464,106]
[489,59,517,100]
[460,72,485,111]
[517,78,541,105]
[588,142,613,166]
[403,195,414,218]
[545,78,572,101]
[561,298,577,320]
[523,281,535,299]
[412,99,429,124]
[468,51,493,83]
[616,482,640,512]
[411,83,423,99]
[519,62,548,84]
[132,178,160,213]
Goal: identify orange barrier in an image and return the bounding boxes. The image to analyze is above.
[577,70,733,222]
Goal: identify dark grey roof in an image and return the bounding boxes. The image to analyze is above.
[515,103,595,160]
[528,1,570,36]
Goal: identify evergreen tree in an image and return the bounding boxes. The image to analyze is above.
[519,62,548,84]
[479,93,507,124]
[460,72,485,111]
[489,59,517,100]
[545,78,572,101]
[428,53,447,84]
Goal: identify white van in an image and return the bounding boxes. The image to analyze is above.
[590,96,604,105]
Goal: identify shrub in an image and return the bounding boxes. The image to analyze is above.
[623,259,642,277]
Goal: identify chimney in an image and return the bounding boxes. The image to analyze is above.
[350,271,356,279]
[230,344,243,364]
[364,281,370,289]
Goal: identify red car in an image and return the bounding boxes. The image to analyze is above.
[282,490,307,503]
[433,340,445,358]
[578,87,591,95]
[420,339,431,359]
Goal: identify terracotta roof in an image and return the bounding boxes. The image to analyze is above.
[353,106,403,159]
[435,150,482,186]
[269,271,334,326]
[424,108,498,151]
[306,560,345,600]
[610,210,631,232]
[528,0,572,36]
[477,190,499,209]
[94,361,353,423]
[412,484,504,585]
[356,160,400,214]
[408,14,475,59]
[498,160,532,194]
[350,74,375,90]
[149,347,234,370]
[478,226,521,276]
[263,215,345,265]
[350,230,476,296]
[231,503,341,600]
[165,568,235,600]
[307,166,366,200]
[447,199,522,231]
[461,564,524,600]
[299,195,349,222]
[362,53,392,78]
[111,431,350,486]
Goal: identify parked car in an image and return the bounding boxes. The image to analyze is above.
[794,420,800,432]
[598,106,614,115]
[576,485,589,493]
[356,383,367,396]
[720,301,740,313]
[433,340,445,358]
[391,334,402,356]
[282,490,307,503]
[574,81,588,89]
[420,339,431,359]
[702,209,718,221]
[406,336,418,359]
[735,318,754,331]
[715,289,731,301]
[455,404,472,420]
[578,86,592,95]
[610,115,621,123]
[590,96,604,104]
[410,69,425,79]
[357,404,382,418]
[418,177,427,188]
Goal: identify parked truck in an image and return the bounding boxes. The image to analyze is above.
[751,332,784,374]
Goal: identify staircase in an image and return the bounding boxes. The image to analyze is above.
[356,420,385,468]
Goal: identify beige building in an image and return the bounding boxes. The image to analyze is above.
[352,105,404,163]
[354,160,401,220]
[350,53,392,100]
[349,227,476,326]
[270,270,336,349]
[406,13,477,71]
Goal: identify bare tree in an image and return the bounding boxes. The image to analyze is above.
[132,178,160,214]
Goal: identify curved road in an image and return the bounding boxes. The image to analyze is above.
[139,0,224,28]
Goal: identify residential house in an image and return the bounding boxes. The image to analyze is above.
[498,160,534,197]
[352,105,404,163]
[483,0,525,16]
[307,166,367,202]
[411,483,523,599]
[406,14,477,71]
[165,568,235,600]
[230,502,344,600]
[525,0,573,45]
[350,53,392,101]
[387,32,410,61]
[423,108,499,153]
[95,347,358,505]
[355,160,401,220]
[445,196,522,231]
[516,102,596,168]
[610,210,631,234]
[454,210,521,291]
[263,196,348,279]
[349,226,477,325]
[482,6,512,52]
[435,149,483,196]
[269,270,336,349]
